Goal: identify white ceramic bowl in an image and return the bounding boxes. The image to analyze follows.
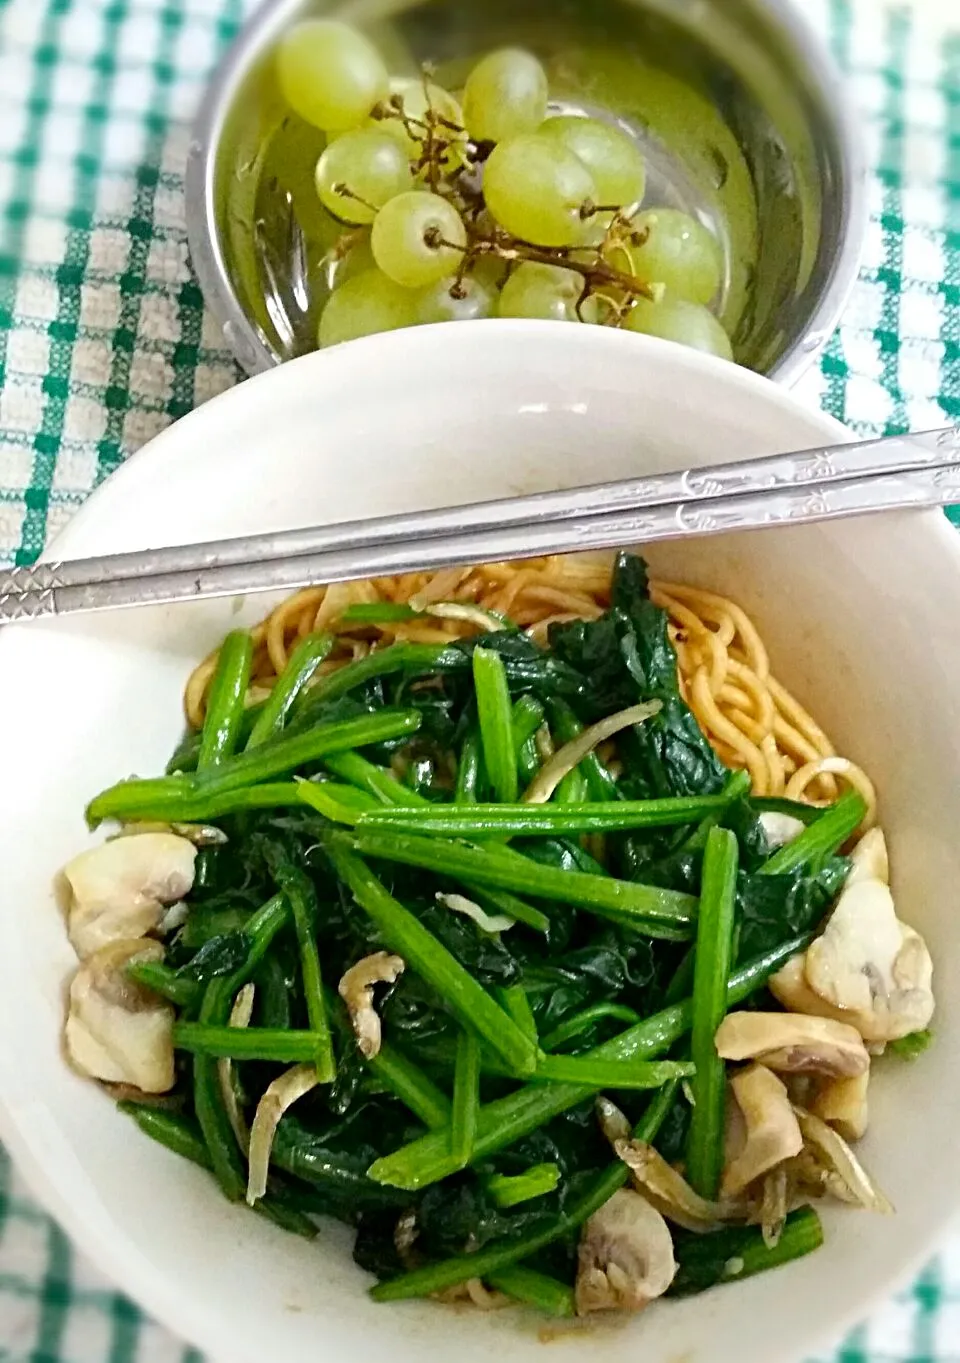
[0,323,957,1363]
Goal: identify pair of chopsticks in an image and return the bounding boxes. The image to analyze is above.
[1,426,958,625]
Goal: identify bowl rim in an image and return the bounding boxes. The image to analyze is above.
[183,0,867,384]
[0,323,957,1363]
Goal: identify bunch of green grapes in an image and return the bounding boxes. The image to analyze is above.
[275,20,733,361]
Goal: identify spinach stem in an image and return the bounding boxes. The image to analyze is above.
[488,1267,574,1317]
[669,1207,824,1296]
[189,893,289,1200]
[118,1104,318,1238]
[175,1024,330,1062]
[198,631,252,770]
[473,646,519,803]
[762,790,865,875]
[511,695,546,762]
[540,1002,641,1052]
[358,792,740,837]
[324,749,429,807]
[533,1056,694,1090]
[349,828,696,939]
[486,1163,559,1209]
[369,1078,679,1302]
[125,961,203,1009]
[88,710,422,825]
[454,729,483,804]
[497,984,538,1042]
[451,1029,481,1165]
[271,856,335,1082]
[546,698,619,802]
[366,933,813,1191]
[465,884,550,935]
[686,826,738,1199]
[245,633,333,749]
[327,842,539,1076]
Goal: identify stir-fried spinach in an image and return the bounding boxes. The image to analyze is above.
[107,553,849,1317]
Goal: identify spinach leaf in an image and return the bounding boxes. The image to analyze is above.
[737,857,850,960]
[173,932,249,982]
[550,553,730,800]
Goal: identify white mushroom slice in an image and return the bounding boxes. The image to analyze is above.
[758,812,806,850]
[721,1065,803,1198]
[811,1071,869,1142]
[338,951,405,1059]
[769,954,862,1027]
[803,879,934,1042]
[64,939,174,1093]
[846,827,889,886]
[575,1188,676,1315]
[60,833,197,958]
[614,1139,743,1232]
[714,1012,868,1078]
[794,1107,892,1213]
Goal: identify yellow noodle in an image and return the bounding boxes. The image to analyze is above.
[182,559,870,825]
[266,589,325,677]
[690,668,768,793]
[785,757,877,828]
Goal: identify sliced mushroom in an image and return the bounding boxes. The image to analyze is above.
[758,811,806,850]
[846,827,889,886]
[769,954,861,1027]
[810,1071,869,1142]
[575,1188,676,1315]
[803,879,934,1042]
[714,1011,868,1078]
[721,1065,803,1197]
[338,951,405,1059]
[64,939,174,1093]
[614,1139,743,1232]
[59,833,197,958]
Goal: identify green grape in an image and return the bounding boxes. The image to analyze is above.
[318,269,420,346]
[371,191,467,288]
[469,251,510,292]
[314,129,413,225]
[331,232,375,285]
[498,262,583,322]
[417,273,495,323]
[375,78,467,172]
[277,20,389,133]
[538,116,645,208]
[624,297,733,360]
[609,208,723,305]
[462,49,548,144]
[483,135,595,247]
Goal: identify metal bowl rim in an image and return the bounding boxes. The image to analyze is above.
[184,0,868,385]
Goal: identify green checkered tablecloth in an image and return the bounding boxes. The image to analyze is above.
[0,0,958,1358]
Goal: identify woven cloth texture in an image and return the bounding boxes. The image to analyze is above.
[0,0,958,1359]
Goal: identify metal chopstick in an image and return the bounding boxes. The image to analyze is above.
[3,455,960,625]
[1,426,958,603]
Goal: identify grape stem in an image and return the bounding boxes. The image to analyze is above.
[463,236,665,304]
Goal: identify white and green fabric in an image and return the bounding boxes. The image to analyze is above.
[0,0,958,1358]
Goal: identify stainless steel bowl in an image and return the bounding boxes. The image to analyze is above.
[185,0,866,383]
